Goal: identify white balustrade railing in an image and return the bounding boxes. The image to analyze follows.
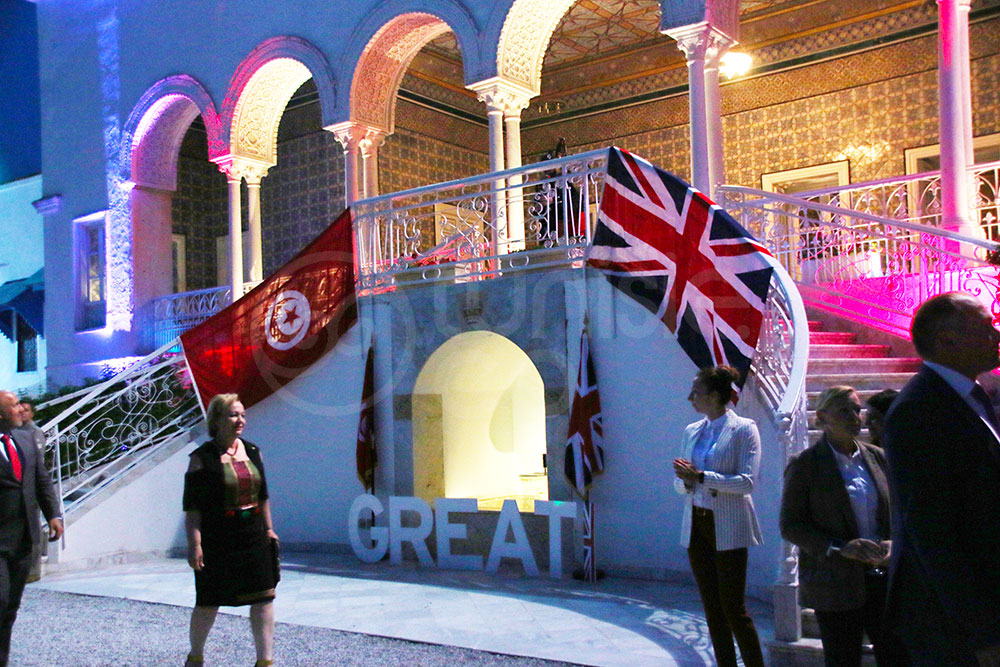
[718,184,1000,339]
[147,280,260,350]
[783,160,1000,236]
[35,339,202,513]
[352,149,609,294]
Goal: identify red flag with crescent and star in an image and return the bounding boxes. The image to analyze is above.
[180,208,357,410]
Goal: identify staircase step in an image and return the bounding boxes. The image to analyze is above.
[807,320,825,332]
[806,372,915,391]
[767,637,876,667]
[809,331,857,344]
[807,358,922,373]
[809,344,890,359]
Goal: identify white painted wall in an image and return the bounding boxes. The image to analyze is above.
[235,273,786,595]
[0,175,46,394]
[53,443,191,568]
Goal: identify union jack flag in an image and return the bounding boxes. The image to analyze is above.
[565,327,604,497]
[582,500,597,583]
[588,148,777,391]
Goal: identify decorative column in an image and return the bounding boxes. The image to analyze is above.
[328,122,368,206]
[226,174,244,299]
[470,78,536,255]
[245,165,270,283]
[504,97,531,251]
[937,0,977,236]
[666,23,736,197]
[360,128,387,200]
[214,156,273,298]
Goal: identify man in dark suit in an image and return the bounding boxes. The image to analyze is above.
[882,292,1000,666]
[0,389,63,666]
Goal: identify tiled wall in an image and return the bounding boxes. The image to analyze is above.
[171,155,228,291]
[260,130,345,275]
[172,114,486,289]
[543,50,1000,189]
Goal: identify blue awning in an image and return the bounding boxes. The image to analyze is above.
[0,268,44,340]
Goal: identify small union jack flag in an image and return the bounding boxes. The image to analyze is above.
[588,148,777,391]
[582,500,597,583]
[565,327,604,498]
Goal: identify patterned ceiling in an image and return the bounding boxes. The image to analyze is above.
[423,1,805,69]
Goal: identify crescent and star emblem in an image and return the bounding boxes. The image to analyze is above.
[264,290,311,351]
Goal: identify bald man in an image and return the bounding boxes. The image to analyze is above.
[0,390,62,666]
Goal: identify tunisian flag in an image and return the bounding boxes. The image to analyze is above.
[181,208,357,410]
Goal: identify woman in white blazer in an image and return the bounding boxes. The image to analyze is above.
[673,365,764,667]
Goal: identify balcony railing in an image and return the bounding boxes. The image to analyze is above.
[146,280,259,350]
[351,149,609,294]
[782,160,1000,236]
[718,183,1000,339]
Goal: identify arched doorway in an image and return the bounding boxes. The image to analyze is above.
[412,330,547,510]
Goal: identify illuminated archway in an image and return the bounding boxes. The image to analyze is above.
[412,331,548,510]
[223,36,337,163]
[114,76,222,330]
[493,0,579,96]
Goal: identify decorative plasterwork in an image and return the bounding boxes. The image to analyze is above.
[496,0,577,94]
[351,13,451,133]
[468,77,535,115]
[129,95,200,191]
[120,75,222,188]
[230,57,311,165]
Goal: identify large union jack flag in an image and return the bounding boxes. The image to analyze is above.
[588,148,777,390]
[565,327,604,498]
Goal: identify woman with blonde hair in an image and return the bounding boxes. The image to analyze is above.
[780,385,903,666]
[183,394,279,666]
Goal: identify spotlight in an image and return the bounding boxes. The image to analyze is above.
[720,51,752,79]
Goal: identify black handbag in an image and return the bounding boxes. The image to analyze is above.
[270,537,281,583]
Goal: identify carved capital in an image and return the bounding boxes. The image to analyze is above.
[468,77,535,115]
[212,154,273,184]
[326,121,374,154]
[360,128,388,158]
[664,22,737,66]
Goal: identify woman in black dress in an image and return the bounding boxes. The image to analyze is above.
[183,394,279,667]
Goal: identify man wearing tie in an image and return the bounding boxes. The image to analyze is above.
[0,390,62,666]
[882,292,1000,665]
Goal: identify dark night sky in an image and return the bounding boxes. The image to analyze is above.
[0,0,41,185]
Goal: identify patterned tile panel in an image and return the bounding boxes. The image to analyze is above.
[171,155,228,291]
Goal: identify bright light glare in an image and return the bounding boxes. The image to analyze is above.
[720,51,753,78]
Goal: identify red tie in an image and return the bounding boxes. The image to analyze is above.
[2,434,21,482]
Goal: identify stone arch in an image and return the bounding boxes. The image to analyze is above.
[333,0,483,129]
[223,36,338,162]
[121,75,221,190]
[487,0,672,95]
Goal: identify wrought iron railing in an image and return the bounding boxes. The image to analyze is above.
[718,184,1000,338]
[780,160,1000,237]
[35,340,202,513]
[351,149,609,294]
[147,281,260,350]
